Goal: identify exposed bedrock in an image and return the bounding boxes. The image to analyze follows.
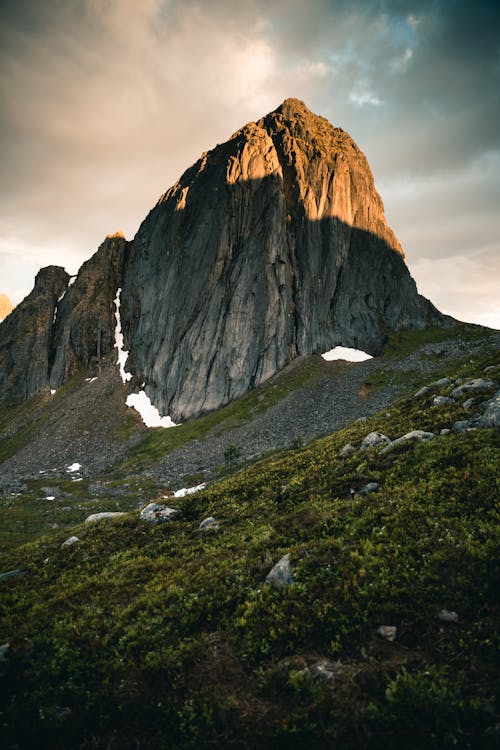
[121,98,442,421]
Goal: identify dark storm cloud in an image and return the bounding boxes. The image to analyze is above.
[0,0,498,325]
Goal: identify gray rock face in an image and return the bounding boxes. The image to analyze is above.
[0,235,128,405]
[0,266,69,404]
[49,234,128,388]
[121,98,442,421]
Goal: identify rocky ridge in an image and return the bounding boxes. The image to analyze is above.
[121,98,442,420]
[1,99,443,416]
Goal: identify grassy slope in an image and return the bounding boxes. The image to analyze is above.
[0,337,499,749]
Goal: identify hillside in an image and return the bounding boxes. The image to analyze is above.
[0,325,498,749]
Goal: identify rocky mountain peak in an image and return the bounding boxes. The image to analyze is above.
[120,99,442,421]
[0,99,444,417]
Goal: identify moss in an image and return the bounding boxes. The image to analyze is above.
[0,342,499,747]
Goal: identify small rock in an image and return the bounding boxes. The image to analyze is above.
[360,431,391,451]
[266,553,294,588]
[433,395,455,407]
[0,569,23,582]
[451,378,496,398]
[478,391,500,428]
[484,365,498,373]
[0,643,10,663]
[438,609,459,622]
[339,443,355,457]
[140,503,179,524]
[355,416,367,424]
[61,536,80,548]
[380,430,435,454]
[377,625,397,642]
[199,516,219,532]
[440,428,451,435]
[307,657,340,682]
[84,512,127,524]
[414,386,431,398]
[433,377,453,387]
[462,397,477,411]
[452,420,473,433]
[355,482,380,496]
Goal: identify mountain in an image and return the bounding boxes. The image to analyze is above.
[0,293,14,321]
[0,99,443,414]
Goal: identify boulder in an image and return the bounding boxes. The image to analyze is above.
[451,378,496,399]
[85,512,126,524]
[355,482,380,496]
[414,386,431,398]
[265,553,294,589]
[61,536,80,548]
[199,516,219,532]
[380,430,435,454]
[433,396,454,407]
[339,443,355,457]
[140,503,179,523]
[478,391,500,428]
[377,625,397,641]
[360,431,391,451]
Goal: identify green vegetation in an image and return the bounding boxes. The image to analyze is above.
[0,345,498,749]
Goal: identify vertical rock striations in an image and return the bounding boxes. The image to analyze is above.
[0,266,69,403]
[121,98,442,421]
[0,99,444,415]
[0,234,128,405]
[49,233,128,388]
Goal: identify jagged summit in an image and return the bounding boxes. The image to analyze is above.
[0,99,443,415]
[120,99,441,420]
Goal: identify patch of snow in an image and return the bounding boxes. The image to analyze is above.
[173,483,207,498]
[46,496,55,501]
[52,306,58,323]
[66,462,81,473]
[113,287,132,383]
[322,347,372,362]
[50,389,56,395]
[57,290,66,302]
[68,275,77,287]
[85,377,97,383]
[126,390,177,428]
[72,478,83,482]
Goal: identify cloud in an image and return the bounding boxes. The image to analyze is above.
[0,0,498,327]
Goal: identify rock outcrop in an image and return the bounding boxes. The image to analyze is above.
[0,99,444,415]
[0,234,128,405]
[121,98,442,421]
[0,267,69,403]
[49,233,128,388]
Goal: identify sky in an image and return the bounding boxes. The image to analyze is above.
[1,0,499,329]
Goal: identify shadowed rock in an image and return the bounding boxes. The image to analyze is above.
[121,98,443,421]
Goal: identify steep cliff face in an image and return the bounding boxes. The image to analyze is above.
[121,98,441,421]
[0,234,128,405]
[0,99,443,415]
[0,267,69,404]
[49,233,128,388]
